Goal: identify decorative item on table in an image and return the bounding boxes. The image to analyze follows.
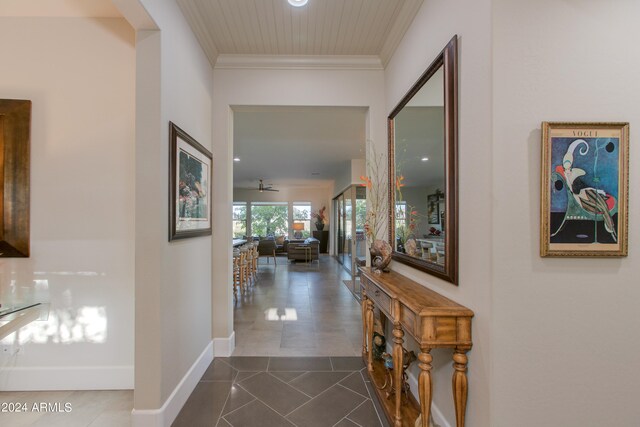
[310,206,327,231]
[540,122,629,257]
[292,222,305,239]
[376,349,417,401]
[428,227,441,236]
[361,141,388,244]
[372,332,386,360]
[370,239,392,274]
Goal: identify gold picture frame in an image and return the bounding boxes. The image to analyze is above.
[541,122,629,257]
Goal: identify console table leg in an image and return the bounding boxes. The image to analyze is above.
[366,299,375,372]
[393,323,405,427]
[452,350,469,427]
[418,349,433,427]
[361,292,368,358]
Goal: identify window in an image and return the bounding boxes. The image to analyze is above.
[395,202,407,241]
[251,202,288,238]
[232,202,247,238]
[293,202,311,239]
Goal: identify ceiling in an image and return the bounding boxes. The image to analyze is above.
[233,106,366,189]
[177,0,423,66]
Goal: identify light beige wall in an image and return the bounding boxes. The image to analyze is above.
[333,159,366,198]
[384,0,493,425]
[492,0,640,425]
[0,17,135,390]
[133,0,213,409]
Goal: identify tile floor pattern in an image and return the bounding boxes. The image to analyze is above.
[233,255,363,357]
[172,356,391,427]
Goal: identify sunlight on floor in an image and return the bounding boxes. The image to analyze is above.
[264,308,298,321]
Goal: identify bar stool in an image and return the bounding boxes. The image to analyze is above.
[232,250,241,300]
[242,244,253,288]
[251,243,260,280]
[239,246,250,293]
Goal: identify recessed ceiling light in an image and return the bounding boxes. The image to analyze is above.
[288,0,309,7]
[233,157,241,162]
[421,157,429,162]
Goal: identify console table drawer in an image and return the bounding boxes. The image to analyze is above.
[368,282,392,316]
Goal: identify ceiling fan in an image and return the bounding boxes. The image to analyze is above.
[253,179,279,192]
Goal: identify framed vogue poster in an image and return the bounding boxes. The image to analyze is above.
[169,122,213,241]
[540,122,629,257]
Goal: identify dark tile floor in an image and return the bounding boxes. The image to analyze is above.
[172,356,390,427]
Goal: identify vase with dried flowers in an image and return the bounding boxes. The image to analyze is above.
[360,142,392,273]
[311,206,327,231]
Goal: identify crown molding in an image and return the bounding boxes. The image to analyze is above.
[214,54,384,71]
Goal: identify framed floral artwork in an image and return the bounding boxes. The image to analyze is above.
[540,122,629,257]
[169,122,213,241]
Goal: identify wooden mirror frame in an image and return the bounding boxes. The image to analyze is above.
[387,35,458,284]
[0,99,31,258]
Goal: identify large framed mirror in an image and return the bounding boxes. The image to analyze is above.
[388,35,458,284]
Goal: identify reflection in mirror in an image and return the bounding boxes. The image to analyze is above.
[393,67,445,265]
[388,35,458,284]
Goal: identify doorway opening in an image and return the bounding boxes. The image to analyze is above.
[231,106,367,358]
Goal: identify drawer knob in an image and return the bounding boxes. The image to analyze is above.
[374,290,380,297]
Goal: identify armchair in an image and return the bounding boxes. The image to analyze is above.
[257,239,277,264]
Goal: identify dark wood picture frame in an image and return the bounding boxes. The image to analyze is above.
[388,35,459,284]
[0,100,31,257]
[169,122,213,241]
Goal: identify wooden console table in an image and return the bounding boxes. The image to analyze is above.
[359,268,474,427]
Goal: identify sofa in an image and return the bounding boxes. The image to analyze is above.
[287,238,320,262]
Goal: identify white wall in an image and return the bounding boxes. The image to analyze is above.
[333,159,366,198]
[384,0,493,425]
[213,65,386,341]
[491,0,640,425]
[0,17,135,390]
[132,0,214,413]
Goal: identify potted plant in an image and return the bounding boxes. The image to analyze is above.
[311,206,327,231]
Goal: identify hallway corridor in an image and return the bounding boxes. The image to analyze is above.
[233,255,362,357]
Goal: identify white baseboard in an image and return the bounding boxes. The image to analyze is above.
[131,340,213,427]
[0,365,133,391]
[213,331,235,357]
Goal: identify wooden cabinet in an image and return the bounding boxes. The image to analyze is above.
[312,230,329,253]
[359,268,474,427]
